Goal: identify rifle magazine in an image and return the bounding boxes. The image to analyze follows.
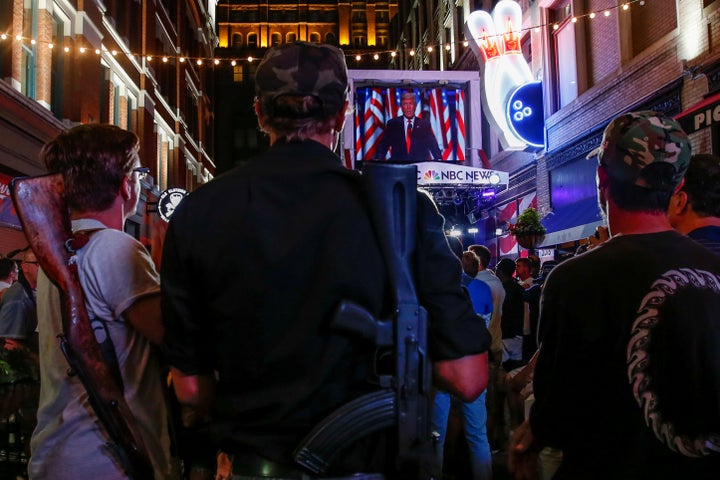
[293,389,396,473]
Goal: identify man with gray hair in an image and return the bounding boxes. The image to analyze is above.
[162,42,490,478]
[509,112,720,478]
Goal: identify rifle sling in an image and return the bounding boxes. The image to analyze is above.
[61,228,125,389]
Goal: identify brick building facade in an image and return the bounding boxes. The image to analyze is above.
[440,0,720,258]
[0,0,217,257]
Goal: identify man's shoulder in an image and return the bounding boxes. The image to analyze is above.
[0,282,24,302]
[91,228,144,249]
[467,277,492,294]
[547,230,720,286]
[508,280,525,294]
[476,270,503,287]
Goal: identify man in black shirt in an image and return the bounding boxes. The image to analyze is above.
[161,42,490,478]
[495,258,525,371]
[509,111,720,479]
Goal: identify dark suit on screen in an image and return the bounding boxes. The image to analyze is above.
[374,116,442,162]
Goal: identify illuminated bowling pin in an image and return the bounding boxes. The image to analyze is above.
[466,0,535,149]
[466,10,521,149]
[493,0,533,89]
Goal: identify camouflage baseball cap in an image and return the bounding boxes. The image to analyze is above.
[587,111,691,190]
[255,41,348,118]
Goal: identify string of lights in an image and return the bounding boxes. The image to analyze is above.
[0,0,645,66]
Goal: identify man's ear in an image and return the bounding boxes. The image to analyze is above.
[670,190,689,214]
[333,101,349,132]
[120,175,132,201]
[254,100,264,124]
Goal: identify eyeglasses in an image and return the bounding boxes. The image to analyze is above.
[132,166,150,180]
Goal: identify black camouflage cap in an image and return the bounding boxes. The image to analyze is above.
[587,111,691,190]
[255,41,348,118]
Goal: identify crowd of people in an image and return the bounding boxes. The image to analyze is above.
[1,41,719,480]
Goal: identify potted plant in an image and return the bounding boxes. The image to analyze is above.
[508,206,547,249]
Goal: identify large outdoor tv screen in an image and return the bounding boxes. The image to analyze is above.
[353,85,468,163]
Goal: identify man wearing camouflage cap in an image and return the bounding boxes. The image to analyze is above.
[161,42,490,478]
[509,111,720,479]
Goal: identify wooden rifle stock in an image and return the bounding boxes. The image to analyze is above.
[11,174,154,479]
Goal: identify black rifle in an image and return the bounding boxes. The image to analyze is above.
[11,174,154,479]
[294,163,438,478]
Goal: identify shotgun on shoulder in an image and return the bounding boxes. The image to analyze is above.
[11,173,154,479]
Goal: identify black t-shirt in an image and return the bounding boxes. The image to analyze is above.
[161,139,490,471]
[530,231,720,479]
[500,278,524,338]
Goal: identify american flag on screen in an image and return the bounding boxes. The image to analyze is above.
[454,90,466,161]
[428,89,447,154]
[354,87,386,161]
[384,88,400,119]
[441,91,452,158]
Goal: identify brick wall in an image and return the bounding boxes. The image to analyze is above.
[586,0,621,86]
[11,0,22,87]
[547,36,682,151]
[35,9,53,106]
[631,0,677,56]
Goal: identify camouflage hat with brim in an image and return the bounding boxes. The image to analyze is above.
[255,41,348,118]
[586,111,691,190]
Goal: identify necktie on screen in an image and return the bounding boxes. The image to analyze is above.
[406,120,412,153]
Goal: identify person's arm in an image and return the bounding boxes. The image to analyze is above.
[161,201,216,424]
[123,293,163,345]
[508,419,539,480]
[170,367,215,427]
[433,351,488,401]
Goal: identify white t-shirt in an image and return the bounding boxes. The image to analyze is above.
[29,218,172,479]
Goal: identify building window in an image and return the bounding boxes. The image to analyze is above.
[126,92,137,132]
[232,33,243,47]
[287,32,297,43]
[310,32,321,43]
[21,0,39,98]
[354,36,366,48]
[50,9,69,118]
[271,32,281,46]
[233,64,244,82]
[551,2,577,108]
[325,32,336,44]
[247,33,258,49]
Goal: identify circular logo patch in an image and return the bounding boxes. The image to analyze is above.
[158,188,188,222]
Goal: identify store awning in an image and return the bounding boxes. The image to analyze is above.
[539,196,605,247]
[675,91,720,135]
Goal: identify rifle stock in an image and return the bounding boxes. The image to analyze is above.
[11,174,154,479]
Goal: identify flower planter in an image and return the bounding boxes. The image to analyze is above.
[516,234,545,249]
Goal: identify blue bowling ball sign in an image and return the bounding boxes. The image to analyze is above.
[505,81,544,148]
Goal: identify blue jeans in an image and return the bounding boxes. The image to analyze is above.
[432,390,493,480]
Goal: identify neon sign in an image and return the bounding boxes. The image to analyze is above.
[466,1,545,150]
